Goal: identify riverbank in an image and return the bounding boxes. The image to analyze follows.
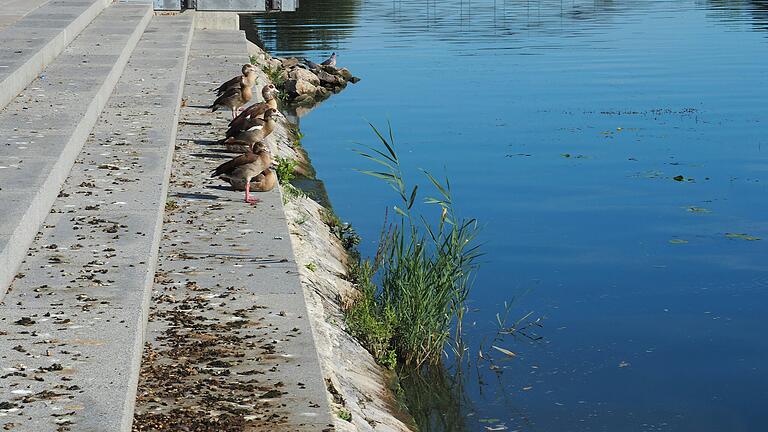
[248,41,416,432]
[0,7,415,429]
[144,16,415,431]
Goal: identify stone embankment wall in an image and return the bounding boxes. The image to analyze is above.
[248,35,415,432]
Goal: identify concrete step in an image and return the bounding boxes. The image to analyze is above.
[0,13,195,431]
[0,2,153,299]
[131,28,334,431]
[0,0,114,109]
[0,0,52,31]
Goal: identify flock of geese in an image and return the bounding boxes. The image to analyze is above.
[207,53,336,204]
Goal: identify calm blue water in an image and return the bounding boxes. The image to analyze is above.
[246,1,768,430]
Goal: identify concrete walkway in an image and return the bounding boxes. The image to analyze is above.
[131,27,334,431]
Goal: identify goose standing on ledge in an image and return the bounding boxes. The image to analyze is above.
[211,145,274,203]
[225,107,281,152]
[210,76,253,119]
[248,168,277,193]
[213,64,257,96]
[320,52,337,67]
[226,84,280,138]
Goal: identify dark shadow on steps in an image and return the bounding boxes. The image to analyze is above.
[206,185,231,191]
[172,192,220,200]
[190,152,233,159]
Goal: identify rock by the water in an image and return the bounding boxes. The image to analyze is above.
[288,67,321,86]
[264,53,359,105]
[337,68,353,80]
[293,94,314,104]
[321,65,339,74]
[349,76,361,84]
[267,58,282,70]
[281,57,300,68]
[316,70,340,86]
[285,78,318,96]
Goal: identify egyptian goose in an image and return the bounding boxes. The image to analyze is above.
[225,108,281,152]
[211,145,273,203]
[299,58,321,71]
[210,75,254,119]
[226,84,279,138]
[248,168,277,192]
[320,52,337,67]
[213,64,257,96]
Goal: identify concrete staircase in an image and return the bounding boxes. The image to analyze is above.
[0,2,333,430]
[0,1,152,299]
[0,3,194,430]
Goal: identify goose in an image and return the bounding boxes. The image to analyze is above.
[210,77,253,119]
[213,64,257,96]
[248,168,277,192]
[226,84,279,137]
[225,108,281,152]
[299,58,321,71]
[320,52,337,67]
[211,145,273,203]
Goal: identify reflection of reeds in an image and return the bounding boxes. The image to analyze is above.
[398,366,470,432]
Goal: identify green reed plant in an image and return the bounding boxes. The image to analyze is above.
[274,156,296,185]
[347,122,482,367]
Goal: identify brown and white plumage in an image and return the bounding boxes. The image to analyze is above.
[226,108,281,151]
[226,168,277,193]
[227,84,279,137]
[220,137,255,154]
[210,74,254,119]
[213,64,257,96]
[211,146,273,203]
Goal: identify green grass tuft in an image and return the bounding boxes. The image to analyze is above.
[344,122,482,368]
[274,156,297,185]
[321,209,361,252]
[281,183,304,204]
[336,408,352,422]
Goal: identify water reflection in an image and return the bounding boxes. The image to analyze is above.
[398,367,470,432]
[243,0,768,431]
[246,0,768,57]
[704,0,768,33]
[241,0,362,54]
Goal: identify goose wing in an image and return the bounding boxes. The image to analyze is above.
[226,117,265,138]
[211,151,257,178]
[213,75,242,95]
[229,102,268,129]
[211,86,241,108]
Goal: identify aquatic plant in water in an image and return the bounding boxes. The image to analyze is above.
[346,122,482,367]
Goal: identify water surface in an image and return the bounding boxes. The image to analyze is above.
[245,1,768,430]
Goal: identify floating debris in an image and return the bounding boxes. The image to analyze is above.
[725,233,761,241]
[687,206,711,213]
[669,239,689,244]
